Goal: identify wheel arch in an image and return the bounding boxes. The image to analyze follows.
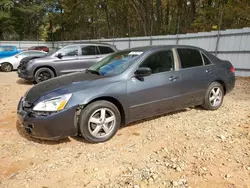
[34,66,57,77]
[210,80,227,95]
[79,96,127,126]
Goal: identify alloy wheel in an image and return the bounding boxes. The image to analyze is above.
[88,108,116,138]
[209,87,223,107]
[37,71,52,82]
[2,63,12,72]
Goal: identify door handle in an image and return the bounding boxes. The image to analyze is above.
[206,68,212,73]
[169,76,179,81]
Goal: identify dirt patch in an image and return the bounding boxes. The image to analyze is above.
[0,72,250,188]
[0,159,31,180]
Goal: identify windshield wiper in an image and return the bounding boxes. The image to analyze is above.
[85,69,100,75]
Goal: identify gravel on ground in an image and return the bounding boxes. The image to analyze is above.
[0,72,250,188]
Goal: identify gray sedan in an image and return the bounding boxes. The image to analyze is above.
[17,45,235,143]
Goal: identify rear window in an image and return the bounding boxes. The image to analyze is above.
[98,46,115,54]
[177,48,203,68]
[30,52,46,56]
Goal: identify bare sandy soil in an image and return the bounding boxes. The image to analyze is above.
[0,72,250,188]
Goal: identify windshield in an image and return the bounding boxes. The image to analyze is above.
[45,47,61,56]
[87,50,143,76]
[0,46,15,52]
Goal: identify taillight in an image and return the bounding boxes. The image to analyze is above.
[230,67,235,73]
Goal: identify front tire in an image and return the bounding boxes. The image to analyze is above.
[79,100,121,143]
[1,62,13,72]
[202,82,224,110]
[34,67,55,83]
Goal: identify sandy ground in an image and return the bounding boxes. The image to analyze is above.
[0,72,250,188]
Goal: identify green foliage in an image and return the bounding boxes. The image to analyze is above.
[0,0,250,40]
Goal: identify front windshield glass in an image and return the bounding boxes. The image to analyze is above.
[0,46,14,52]
[88,50,143,76]
[45,47,61,56]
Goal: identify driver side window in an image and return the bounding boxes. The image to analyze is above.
[140,50,174,74]
[60,46,79,56]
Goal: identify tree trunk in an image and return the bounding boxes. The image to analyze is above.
[165,3,170,34]
[104,0,110,37]
[156,0,162,34]
[190,0,196,20]
[130,0,148,36]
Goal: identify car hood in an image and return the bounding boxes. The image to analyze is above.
[33,55,56,62]
[25,72,106,104]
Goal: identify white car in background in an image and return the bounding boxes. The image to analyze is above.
[0,50,47,72]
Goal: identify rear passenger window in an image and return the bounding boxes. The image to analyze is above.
[140,50,174,74]
[177,49,203,68]
[99,46,114,54]
[81,46,98,55]
[202,53,211,65]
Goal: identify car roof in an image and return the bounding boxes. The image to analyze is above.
[22,50,47,53]
[129,45,204,52]
[0,45,16,48]
[31,46,47,47]
[63,42,116,48]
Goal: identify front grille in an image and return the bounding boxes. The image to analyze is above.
[21,99,54,117]
[21,99,33,114]
[19,56,38,70]
[18,59,29,70]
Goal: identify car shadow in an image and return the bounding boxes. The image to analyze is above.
[122,106,204,129]
[16,79,34,85]
[70,136,93,145]
[16,120,71,145]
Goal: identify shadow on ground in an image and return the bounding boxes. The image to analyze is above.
[16,79,33,85]
[123,107,202,129]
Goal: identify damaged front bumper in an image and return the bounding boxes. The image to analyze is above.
[17,97,78,140]
[17,68,34,81]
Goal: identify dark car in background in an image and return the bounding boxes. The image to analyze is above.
[18,43,117,83]
[17,45,235,143]
[28,46,49,52]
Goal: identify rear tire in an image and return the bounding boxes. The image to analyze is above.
[34,67,55,83]
[1,62,13,72]
[79,100,121,143]
[202,82,224,110]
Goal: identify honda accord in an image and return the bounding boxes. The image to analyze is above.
[17,45,235,143]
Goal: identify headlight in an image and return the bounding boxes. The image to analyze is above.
[33,94,72,112]
[28,59,35,64]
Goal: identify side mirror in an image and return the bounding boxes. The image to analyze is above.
[134,67,152,78]
[57,53,63,59]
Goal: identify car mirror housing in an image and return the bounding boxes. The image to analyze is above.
[134,67,152,78]
[57,53,63,59]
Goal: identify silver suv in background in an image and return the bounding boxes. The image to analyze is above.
[17,43,117,83]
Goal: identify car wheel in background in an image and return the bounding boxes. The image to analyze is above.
[1,63,13,72]
[202,82,224,110]
[34,67,55,83]
[79,100,121,143]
